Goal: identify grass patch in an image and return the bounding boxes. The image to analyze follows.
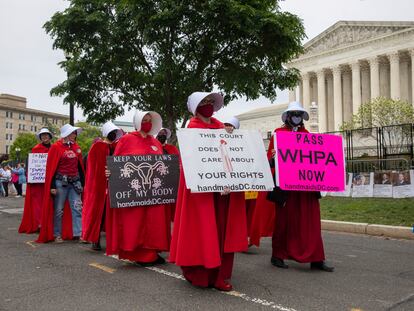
[320,197,414,227]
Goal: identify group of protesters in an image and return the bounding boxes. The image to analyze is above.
[1,163,26,198]
[18,91,333,293]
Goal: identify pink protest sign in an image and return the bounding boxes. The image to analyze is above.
[274,131,345,192]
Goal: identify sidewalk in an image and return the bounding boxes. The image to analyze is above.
[322,219,414,240]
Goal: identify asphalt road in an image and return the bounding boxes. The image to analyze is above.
[0,196,413,311]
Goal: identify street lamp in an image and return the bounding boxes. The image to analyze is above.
[63,51,75,126]
[15,147,21,164]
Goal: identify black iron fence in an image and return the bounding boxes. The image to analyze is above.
[327,123,414,172]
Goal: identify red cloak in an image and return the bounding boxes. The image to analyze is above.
[247,131,276,246]
[162,143,180,221]
[169,117,248,269]
[81,139,114,243]
[105,132,171,262]
[162,143,179,155]
[36,140,84,243]
[272,126,325,262]
[19,143,50,233]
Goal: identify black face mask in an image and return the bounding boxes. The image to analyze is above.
[107,130,117,142]
[157,135,167,144]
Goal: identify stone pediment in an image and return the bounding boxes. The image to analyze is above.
[303,21,414,56]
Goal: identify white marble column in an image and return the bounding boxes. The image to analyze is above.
[351,61,361,114]
[343,70,353,122]
[289,88,296,102]
[332,66,343,130]
[411,50,414,106]
[316,70,327,133]
[302,73,311,111]
[389,52,401,99]
[369,56,380,100]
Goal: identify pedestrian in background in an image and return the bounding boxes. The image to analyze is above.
[12,163,26,197]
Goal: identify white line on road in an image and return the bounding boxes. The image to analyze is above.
[145,266,299,311]
[0,208,24,214]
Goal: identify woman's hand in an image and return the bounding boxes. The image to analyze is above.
[271,149,276,157]
[50,189,57,195]
[220,186,231,196]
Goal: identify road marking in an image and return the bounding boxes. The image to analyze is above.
[25,241,37,248]
[0,208,24,214]
[89,262,116,274]
[351,308,363,311]
[145,266,298,311]
[7,227,17,230]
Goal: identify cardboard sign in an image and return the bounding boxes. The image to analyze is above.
[27,153,48,183]
[245,191,258,200]
[351,172,374,197]
[177,129,274,193]
[274,131,345,192]
[107,154,179,208]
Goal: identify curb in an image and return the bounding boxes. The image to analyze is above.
[321,220,414,240]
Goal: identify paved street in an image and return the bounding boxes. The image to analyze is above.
[0,197,413,311]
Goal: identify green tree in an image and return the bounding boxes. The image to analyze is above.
[45,0,305,130]
[75,121,101,155]
[341,97,414,130]
[10,133,38,161]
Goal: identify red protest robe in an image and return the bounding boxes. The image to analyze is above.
[161,143,180,221]
[105,132,171,262]
[169,116,248,287]
[19,143,50,233]
[272,126,325,262]
[36,140,84,243]
[81,139,115,243]
[248,132,276,246]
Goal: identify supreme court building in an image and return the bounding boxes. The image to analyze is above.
[238,21,414,134]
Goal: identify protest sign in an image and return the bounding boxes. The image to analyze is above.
[245,191,258,200]
[177,129,274,193]
[329,173,353,197]
[373,171,393,198]
[107,154,179,208]
[351,172,374,197]
[274,131,345,192]
[392,170,414,198]
[27,153,48,183]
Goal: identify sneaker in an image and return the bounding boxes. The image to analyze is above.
[15,195,21,198]
[54,236,63,243]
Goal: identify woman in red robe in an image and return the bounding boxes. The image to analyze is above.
[269,101,334,272]
[170,92,248,292]
[37,124,85,243]
[156,127,180,221]
[105,111,171,265]
[19,128,53,233]
[82,121,123,250]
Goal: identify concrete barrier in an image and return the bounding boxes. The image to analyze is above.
[322,220,414,240]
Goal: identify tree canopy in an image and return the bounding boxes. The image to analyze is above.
[10,133,38,162]
[341,97,414,130]
[45,0,305,129]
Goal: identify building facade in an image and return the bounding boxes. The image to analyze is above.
[287,21,414,132]
[0,94,69,155]
[236,103,288,146]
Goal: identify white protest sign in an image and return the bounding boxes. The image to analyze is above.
[27,153,48,183]
[177,128,274,193]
